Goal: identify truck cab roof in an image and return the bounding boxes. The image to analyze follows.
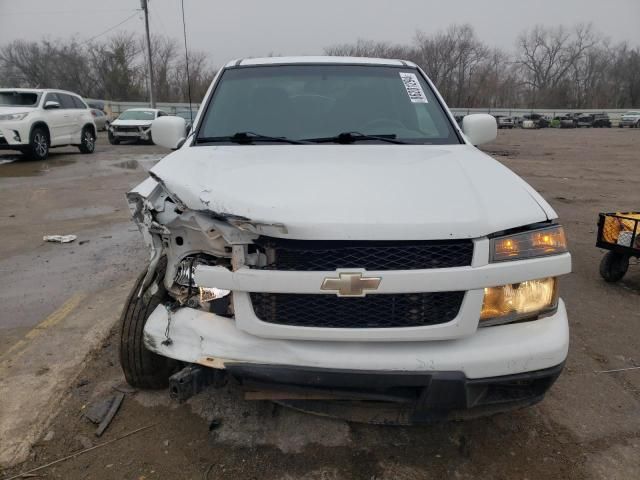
[224,56,418,68]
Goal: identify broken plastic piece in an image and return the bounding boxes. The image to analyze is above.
[199,287,230,303]
[43,234,77,243]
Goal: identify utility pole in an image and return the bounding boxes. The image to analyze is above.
[140,0,155,107]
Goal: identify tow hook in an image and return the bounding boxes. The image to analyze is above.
[168,364,226,402]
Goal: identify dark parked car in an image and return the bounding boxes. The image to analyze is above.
[511,116,524,128]
[592,113,611,128]
[523,113,550,128]
[576,114,595,128]
[576,113,611,128]
[559,114,577,128]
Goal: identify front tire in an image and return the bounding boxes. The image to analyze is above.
[27,127,49,160]
[120,257,179,389]
[108,130,120,145]
[599,251,630,283]
[78,126,95,154]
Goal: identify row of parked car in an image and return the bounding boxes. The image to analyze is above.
[454,111,640,130]
[0,87,198,160]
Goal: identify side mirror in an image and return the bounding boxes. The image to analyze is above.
[151,116,187,149]
[44,101,60,109]
[462,114,497,145]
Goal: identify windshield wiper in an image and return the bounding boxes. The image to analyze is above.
[303,132,411,144]
[198,132,309,145]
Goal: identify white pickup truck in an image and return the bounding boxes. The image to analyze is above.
[120,56,571,422]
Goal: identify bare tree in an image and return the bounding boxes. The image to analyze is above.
[1,25,639,108]
[87,34,144,100]
[516,24,600,106]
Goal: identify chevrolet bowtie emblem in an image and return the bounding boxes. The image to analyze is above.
[321,272,382,297]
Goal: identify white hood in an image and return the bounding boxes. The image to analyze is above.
[150,144,555,240]
[112,119,152,127]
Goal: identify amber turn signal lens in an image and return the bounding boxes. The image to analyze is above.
[491,226,567,262]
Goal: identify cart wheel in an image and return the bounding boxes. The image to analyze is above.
[599,252,630,282]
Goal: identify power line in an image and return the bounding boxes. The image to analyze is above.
[2,8,137,16]
[181,0,193,124]
[80,10,141,46]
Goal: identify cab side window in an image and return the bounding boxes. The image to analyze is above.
[71,96,88,109]
[157,111,167,117]
[58,94,76,109]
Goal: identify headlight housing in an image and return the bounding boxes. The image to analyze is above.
[491,225,567,262]
[173,257,230,304]
[480,277,558,326]
[0,112,29,121]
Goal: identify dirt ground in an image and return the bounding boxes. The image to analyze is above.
[2,129,640,479]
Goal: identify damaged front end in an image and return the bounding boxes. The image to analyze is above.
[124,174,569,422]
[127,175,257,320]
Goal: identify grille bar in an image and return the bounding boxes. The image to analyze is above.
[250,291,465,329]
[256,238,473,271]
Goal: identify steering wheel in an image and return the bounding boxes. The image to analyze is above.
[359,117,406,132]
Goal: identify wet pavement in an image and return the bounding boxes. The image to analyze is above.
[0,134,165,353]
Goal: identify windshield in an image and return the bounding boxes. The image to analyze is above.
[197,65,460,144]
[0,91,40,107]
[118,110,156,121]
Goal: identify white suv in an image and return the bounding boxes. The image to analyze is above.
[120,57,571,421]
[0,88,96,160]
[108,108,168,144]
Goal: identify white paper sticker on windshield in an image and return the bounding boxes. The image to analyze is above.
[399,72,428,103]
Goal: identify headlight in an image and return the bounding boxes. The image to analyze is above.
[174,257,229,301]
[480,277,558,326]
[491,225,567,262]
[0,112,29,121]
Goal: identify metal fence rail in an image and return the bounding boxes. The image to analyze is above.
[449,108,633,121]
[91,99,635,122]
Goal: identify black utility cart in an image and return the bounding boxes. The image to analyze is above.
[597,212,640,282]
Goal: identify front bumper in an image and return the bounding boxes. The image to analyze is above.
[0,122,29,147]
[110,125,151,140]
[143,299,569,380]
[229,362,564,422]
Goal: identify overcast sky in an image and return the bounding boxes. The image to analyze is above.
[1,0,639,66]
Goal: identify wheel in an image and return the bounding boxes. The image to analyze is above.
[26,127,49,160]
[599,251,630,283]
[78,126,95,154]
[119,257,179,389]
[108,130,120,145]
